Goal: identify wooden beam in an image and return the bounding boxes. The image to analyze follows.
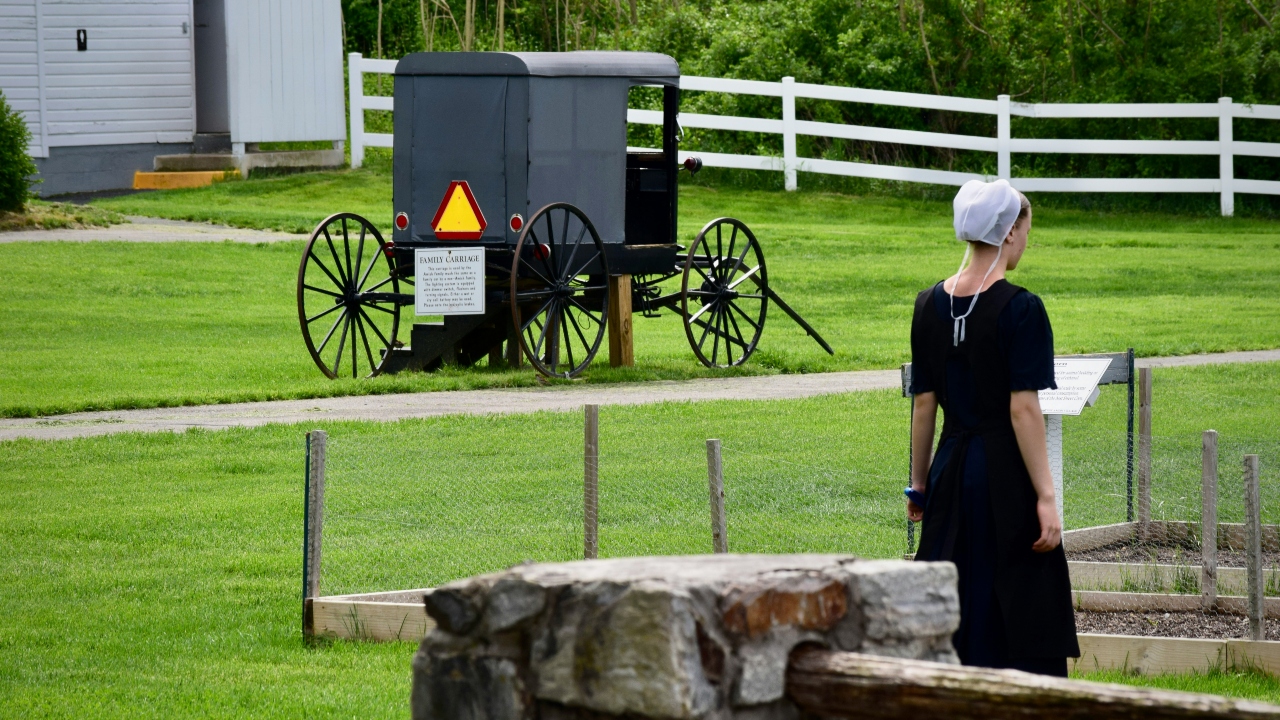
[607,274,634,367]
[309,599,433,642]
[785,647,1280,719]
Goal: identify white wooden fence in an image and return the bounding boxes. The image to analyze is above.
[348,53,1280,216]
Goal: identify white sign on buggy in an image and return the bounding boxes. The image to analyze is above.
[1038,358,1113,416]
[415,248,485,315]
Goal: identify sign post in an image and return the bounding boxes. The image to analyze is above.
[1038,357,1112,524]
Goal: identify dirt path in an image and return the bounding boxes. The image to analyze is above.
[2,349,1277,442]
[0,216,304,243]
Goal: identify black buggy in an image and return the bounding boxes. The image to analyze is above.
[297,51,831,379]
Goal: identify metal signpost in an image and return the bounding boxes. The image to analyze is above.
[1038,357,1113,523]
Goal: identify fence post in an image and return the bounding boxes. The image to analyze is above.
[1045,414,1064,525]
[349,53,365,169]
[782,76,797,191]
[1125,348,1135,522]
[1219,97,1234,217]
[1137,366,1153,537]
[707,439,728,554]
[1201,430,1218,610]
[997,94,1011,180]
[302,429,327,636]
[584,404,599,560]
[1245,454,1264,641]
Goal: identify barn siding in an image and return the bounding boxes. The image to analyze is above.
[38,0,195,148]
[0,0,45,156]
[224,0,343,143]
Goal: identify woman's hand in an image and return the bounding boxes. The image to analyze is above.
[1032,497,1061,552]
[907,497,924,523]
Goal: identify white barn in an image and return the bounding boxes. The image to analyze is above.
[0,0,346,195]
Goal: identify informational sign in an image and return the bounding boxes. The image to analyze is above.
[1038,358,1112,416]
[431,180,487,240]
[415,248,485,316]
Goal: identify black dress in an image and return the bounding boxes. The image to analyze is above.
[910,279,1079,676]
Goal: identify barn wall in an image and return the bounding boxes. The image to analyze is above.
[224,0,344,143]
[38,0,195,148]
[0,0,45,157]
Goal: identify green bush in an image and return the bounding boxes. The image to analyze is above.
[0,90,37,212]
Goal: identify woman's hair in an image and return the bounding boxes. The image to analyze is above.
[1014,191,1031,228]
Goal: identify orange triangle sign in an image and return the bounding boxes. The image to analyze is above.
[431,181,487,240]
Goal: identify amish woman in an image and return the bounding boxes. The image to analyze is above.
[906,179,1078,676]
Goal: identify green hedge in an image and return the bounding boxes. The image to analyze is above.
[0,90,36,212]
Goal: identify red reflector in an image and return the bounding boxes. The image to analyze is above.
[394,212,409,230]
[382,241,396,258]
[509,213,524,232]
[533,243,550,261]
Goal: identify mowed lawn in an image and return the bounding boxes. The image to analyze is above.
[1,363,1279,718]
[0,168,1267,417]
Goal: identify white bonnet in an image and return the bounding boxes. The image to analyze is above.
[953,179,1022,246]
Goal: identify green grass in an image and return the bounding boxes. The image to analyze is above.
[1073,668,1280,703]
[1,363,1278,716]
[1,168,1271,417]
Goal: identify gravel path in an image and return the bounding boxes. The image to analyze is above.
[2,349,1277,442]
[0,216,305,243]
[1077,610,1280,641]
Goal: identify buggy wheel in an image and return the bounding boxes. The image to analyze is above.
[680,217,768,368]
[297,212,404,379]
[509,203,609,379]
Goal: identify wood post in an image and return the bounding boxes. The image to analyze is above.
[785,647,1280,719]
[1245,453,1264,641]
[505,315,523,368]
[303,430,327,606]
[707,439,727,554]
[584,404,599,560]
[607,274,634,367]
[1202,430,1219,609]
[1137,366,1153,536]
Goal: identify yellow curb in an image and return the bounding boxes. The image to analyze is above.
[133,170,240,190]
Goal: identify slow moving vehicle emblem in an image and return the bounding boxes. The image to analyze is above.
[431,180,487,240]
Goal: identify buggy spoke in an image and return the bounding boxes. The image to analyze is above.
[322,228,349,287]
[568,250,602,279]
[342,218,355,290]
[307,251,345,290]
[721,225,739,281]
[355,312,377,373]
[724,305,749,350]
[565,296,604,326]
[332,313,351,374]
[518,256,556,287]
[520,296,556,334]
[559,308,576,370]
[728,298,763,331]
[688,299,714,324]
[306,303,343,324]
[565,305,593,351]
[727,265,761,290]
[363,302,398,316]
[316,309,348,353]
[362,274,397,294]
[357,307,392,349]
[561,224,589,278]
[354,224,367,291]
[303,283,343,299]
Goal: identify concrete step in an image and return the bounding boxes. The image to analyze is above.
[154,149,345,174]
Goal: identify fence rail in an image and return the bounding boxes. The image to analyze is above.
[348,53,1280,216]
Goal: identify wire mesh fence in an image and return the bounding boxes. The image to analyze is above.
[309,402,1277,608]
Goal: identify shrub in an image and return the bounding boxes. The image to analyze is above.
[0,90,38,212]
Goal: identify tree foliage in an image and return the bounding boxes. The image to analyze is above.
[342,0,1280,184]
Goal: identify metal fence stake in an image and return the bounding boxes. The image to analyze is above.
[707,439,727,554]
[303,429,327,636]
[1201,430,1218,610]
[584,405,599,560]
[1137,367,1153,537]
[1245,454,1264,641]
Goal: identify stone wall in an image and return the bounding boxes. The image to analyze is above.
[411,554,959,720]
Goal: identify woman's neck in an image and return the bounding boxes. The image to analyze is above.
[945,243,1008,296]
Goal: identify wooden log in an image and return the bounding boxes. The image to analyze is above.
[607,274,634,367]
[584,404,599,560]
[1137,367,1153,537]
[1202,430,1219,609]
[785,647,1280,719]
[707,439,727,553]
[1246,454,1265,641]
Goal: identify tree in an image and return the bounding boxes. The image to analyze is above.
[0,90,37,213]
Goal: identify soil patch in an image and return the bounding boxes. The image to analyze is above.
[1077,610,1280,641]
[1068,540,1280,569]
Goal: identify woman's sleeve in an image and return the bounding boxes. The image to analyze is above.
[908,288,934,394]
[1004,292,1057,391]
